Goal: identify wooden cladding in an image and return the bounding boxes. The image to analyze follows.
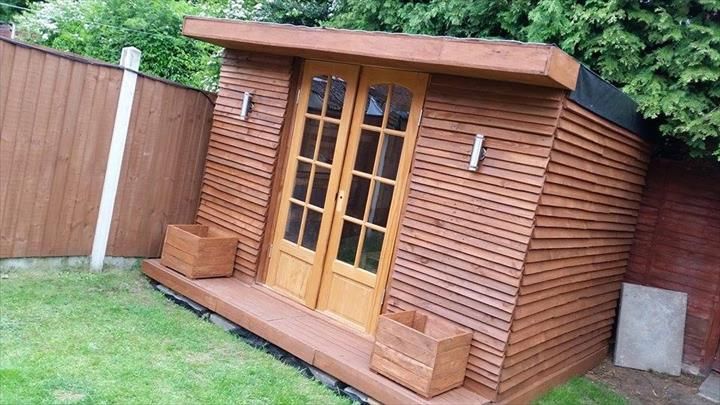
[0,39,214,258]
[497,100,650,402]
[194,50,294,281]
[626,159,720,374]
[384,74,565,398]
[383,76,651,401]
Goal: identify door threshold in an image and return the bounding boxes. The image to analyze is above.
[254,282,372,339]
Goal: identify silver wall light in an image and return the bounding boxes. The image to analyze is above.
[468,134,487,171]
[240,91,253,120]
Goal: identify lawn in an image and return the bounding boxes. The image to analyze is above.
[0,262,627,405]
[535,376,628,405]
[0,263,350,405]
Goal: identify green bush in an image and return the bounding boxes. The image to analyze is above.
[329,0,720,159]
[13,0,224,90]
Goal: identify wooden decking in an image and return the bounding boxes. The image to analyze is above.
[142,259,489,404]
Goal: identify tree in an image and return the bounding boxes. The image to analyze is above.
[1,0,40,22]
[225,0,337,26]
[13,0,224,90]
[329,0,720,159]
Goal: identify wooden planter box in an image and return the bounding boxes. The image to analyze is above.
[370,310,473,398]
[160,224,237,279]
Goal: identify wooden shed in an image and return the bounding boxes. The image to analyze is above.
[142,17,654,404]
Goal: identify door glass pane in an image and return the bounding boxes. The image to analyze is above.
[300,118,320,159]
[368,182,394,228]
[337,221,361,265]
[346,175,370,220]
[317,122,339,164]
[359,228,384,274]
[284,203,303,243]
[292,161,311,201]
[309,165,330,208]
[378,134,404,180]
[387,85,412,131]
[354,130,379,174]
[363,84,389,126]
[326,76,347,119]
[301,209,322,251]
[307,75,328,115]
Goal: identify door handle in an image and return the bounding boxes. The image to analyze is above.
[336,190,345,213]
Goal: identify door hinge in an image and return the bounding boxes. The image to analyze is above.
[417,108,423,129]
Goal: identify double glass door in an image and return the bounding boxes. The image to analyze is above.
[266,61,428,332]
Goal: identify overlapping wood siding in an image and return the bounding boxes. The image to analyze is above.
[194,50,295,281]
[626,159,720,374]
[497,100,651,401]
[383,74,565,399]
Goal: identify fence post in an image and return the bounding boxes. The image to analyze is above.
[90,47,142,271]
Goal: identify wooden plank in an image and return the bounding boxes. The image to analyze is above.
[193,49,294,281]
[497,97,651,399]
[141,259,490,404]
[625,158,720,373]
[183,17,579,90]
[0,39,212,258]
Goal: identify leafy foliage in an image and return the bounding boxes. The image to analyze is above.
[327,0,720,158]
[0,0,39,22]
[225,0,338,26]
[12,0,719,157]
[13,0,224,90]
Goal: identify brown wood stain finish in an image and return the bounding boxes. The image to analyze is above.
[496,99,651,402]
[0,38,214,258]
[0,41,120,257]
[194,50,295,281]
[107,77,215,257]
[626,158,720,375]
[383,74,565,399]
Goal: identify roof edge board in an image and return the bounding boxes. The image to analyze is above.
[183,17,580,90]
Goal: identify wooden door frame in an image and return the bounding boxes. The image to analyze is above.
[264,60,361,306]
[256,58,303,284]
[315,66,429,333]
[261,59,429,333]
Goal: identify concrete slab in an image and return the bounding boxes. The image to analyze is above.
[614,283,687,376]
[698,372,720,403]
[209,313,240,332]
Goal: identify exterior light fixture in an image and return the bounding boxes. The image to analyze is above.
[468,134,487,171]
[240,91,253,120]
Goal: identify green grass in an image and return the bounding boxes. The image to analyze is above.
[534,377,627,405]
[0,264,351,405]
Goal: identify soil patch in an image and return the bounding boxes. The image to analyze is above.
[588,358,713,405]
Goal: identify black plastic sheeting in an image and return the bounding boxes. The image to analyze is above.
[569,65,656,141]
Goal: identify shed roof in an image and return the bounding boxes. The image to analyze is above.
[183,17,654,139]
[182,17,580,90]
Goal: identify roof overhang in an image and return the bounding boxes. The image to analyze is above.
[183,17,580,90]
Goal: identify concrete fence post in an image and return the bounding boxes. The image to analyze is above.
[90,47,142,271]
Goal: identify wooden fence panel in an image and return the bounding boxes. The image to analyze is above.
[0,38,214,258]
[0,40,121,257]
[626,159,720,374]
[107,77,215,257]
